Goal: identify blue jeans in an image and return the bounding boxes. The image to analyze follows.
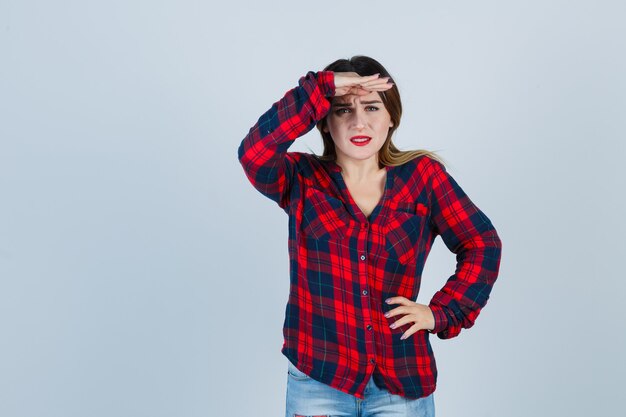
[285,360,435,417]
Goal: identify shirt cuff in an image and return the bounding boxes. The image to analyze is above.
[428,304,449,334]
[316,71,335,97]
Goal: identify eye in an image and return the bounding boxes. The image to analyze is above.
[365,106,379,111]
[334,108,351,115]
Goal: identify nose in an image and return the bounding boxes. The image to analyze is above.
[351,108,366,130]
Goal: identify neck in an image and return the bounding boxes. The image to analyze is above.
[336,156,383,182]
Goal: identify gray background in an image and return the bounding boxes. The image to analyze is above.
[1,1,624,416]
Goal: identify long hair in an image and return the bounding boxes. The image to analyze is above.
[315,56,445,168]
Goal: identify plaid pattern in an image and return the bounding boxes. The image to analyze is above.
[238,71,502,400]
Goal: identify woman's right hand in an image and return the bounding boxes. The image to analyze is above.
[333,72,394,97]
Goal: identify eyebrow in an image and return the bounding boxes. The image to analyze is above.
[332,100,383,107]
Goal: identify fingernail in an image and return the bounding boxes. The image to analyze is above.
[389,323,396,329]
[400,334,407,340]
[385,298,391,304]
[384,312,390,318]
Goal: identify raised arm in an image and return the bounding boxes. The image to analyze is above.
[237,71,335,210]
[427,159,503,339]
[237,71,392,210]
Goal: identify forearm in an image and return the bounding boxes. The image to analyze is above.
[429,227,502,339]
[426,158,503,339]
[237,71,335,206]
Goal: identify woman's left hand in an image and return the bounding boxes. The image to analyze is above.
[384,297,435,340]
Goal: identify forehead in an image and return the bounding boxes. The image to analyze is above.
[332,91,383,106]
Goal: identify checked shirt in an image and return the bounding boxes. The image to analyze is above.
[237,71,502,399]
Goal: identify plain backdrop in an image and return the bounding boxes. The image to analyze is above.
[1,1,625,416]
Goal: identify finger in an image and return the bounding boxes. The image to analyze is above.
[342,86,373,96]
[351,87,371,96]
[386,296,409,305]
[357,73,381,81]
[367,84,394,92]
[389,314,417,329]
[360,77,390,87]
[384,306,407,319]
[400,324,422,340]
[339,86,358,95]
[333,73,379,90]
[341,76,387,92]
[360,79,392,89]
[345,80,392,96]
[366,81,394,91]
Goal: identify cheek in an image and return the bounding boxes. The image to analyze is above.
[327,119,347,137]
[375,121,392,137]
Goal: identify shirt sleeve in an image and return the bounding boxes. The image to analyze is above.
[426,158,503,339]
[237,71,335,210]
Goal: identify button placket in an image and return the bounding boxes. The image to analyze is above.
[356,223,378,374]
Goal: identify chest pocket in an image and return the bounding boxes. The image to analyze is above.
[301,187,350,240]
[385,201,430,265]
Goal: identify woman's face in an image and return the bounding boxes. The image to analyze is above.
[324,91,393,166]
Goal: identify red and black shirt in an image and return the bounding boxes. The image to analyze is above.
[238,71,502,399]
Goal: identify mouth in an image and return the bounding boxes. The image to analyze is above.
[350,136,372,146]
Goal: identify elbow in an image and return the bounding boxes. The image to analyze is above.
[491,224,502,249]
[477,226,503,287]
[479,225,502,272]
[237,135,255,176]
[237,137,248,165]
[475,214,502,260]
[488,226,503,265]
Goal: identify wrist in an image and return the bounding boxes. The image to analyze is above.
[427,304,448,334]
[316,71,335,97]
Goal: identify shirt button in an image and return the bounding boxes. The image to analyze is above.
[370,358,376,365]
[362,289,368,296]
[360,254,366,261]
[362,223,368,229]
[367,324,373,331]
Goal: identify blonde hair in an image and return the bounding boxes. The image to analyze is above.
[378,141,446,167]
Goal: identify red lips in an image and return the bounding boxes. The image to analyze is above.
[350,136,372,146]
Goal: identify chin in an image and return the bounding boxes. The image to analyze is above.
[335,142,384,163]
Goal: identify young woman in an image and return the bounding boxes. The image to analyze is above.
[238,56,502,417]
